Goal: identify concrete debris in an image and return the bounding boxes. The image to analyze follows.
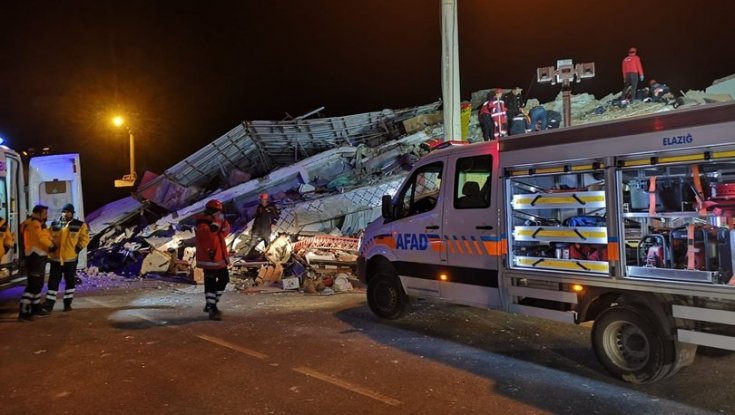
[86,75,732,297]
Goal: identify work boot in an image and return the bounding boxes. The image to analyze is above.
[18,305,33,322]
[208,306,222,321]
[42,300,55,313]
[63,299,73,312]
[31,304,50,316]
[203,304,212,313]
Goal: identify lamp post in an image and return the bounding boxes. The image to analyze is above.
[112,116,137,187]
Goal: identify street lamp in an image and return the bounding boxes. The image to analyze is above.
[537,59,596,127]
[112,116,137,187]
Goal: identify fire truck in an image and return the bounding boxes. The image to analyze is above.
[357,101,735,383]
[0,146,86,285]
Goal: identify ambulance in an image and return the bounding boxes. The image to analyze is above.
[357,101,735,383]
[0,147,86,286]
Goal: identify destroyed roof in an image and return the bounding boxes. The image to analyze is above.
[86,196,141,236]
[136,103,440,195]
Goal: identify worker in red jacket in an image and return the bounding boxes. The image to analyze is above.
[490,88,508,138]
[195,199,231,320]
[621,47,644,101]
[478,92,495,141]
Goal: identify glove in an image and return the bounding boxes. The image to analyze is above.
[640,75,644,82]
[48,244,57,253]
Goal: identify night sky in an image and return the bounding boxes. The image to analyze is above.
[2,0,735,212]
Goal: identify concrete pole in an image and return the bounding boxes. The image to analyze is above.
[441,0,461,142]
[129,129,136,178]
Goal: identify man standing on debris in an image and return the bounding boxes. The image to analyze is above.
[503,87,525,126]
[244,193,280,258]
[18,205,56,321]
[478,92,495,141]
[621,47,644,101]
[195,199,231,320]
[43,204,90,312]
[490,88,508,139]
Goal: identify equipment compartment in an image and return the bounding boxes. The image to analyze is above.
[506,164,609,276]
[620,160,735,285]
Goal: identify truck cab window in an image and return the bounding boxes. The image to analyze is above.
[396,162,443,219]
[454,155,492,209]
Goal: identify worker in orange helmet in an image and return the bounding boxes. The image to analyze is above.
[243,193,280,259]
[195,199,231,320]
[621,47,644,101]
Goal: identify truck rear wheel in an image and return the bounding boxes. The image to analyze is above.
[592,306,674,384]
[367,273,407,320]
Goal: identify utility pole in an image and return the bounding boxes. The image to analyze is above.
[441,0,461,142]
[536,60,595,127]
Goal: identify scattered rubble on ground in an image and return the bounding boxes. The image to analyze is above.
[84,75,734,295]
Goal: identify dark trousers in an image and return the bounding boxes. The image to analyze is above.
[479,113,495,141]
[244,230,271,257]
[622,72,640,101]
[204,268,230,309]
[46,260,78,308]
[20,253,46,315]
[529,107,548,131]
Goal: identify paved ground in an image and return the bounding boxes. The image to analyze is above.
[1,278,733,415]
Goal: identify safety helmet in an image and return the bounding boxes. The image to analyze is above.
[205,199,223,212]
[628,47,637,54]
[62,203,75,213]
[259,193,269,200]
[649,79,657,86]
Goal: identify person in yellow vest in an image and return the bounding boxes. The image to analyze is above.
[0,217,13,259]
[19,204,56,321]
[43,203,90,312]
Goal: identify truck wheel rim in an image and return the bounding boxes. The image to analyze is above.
[375,280,398,312]
[603,321,649,371]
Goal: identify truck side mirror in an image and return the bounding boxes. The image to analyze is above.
[381,195,393,220]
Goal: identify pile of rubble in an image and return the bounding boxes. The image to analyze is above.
[85,75,734,293]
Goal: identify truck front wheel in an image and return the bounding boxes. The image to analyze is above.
[367,273,407,320]
[592,306,674,383]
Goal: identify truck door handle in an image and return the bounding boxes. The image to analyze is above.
[425,225,439,230]
[475,225,494,230]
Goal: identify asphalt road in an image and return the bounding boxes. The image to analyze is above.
[1,280,733,415]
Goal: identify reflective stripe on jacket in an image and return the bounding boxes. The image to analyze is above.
[195,214,231,270]
[49,219,90,265]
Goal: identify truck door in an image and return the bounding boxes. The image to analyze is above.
[441,148,501,308]
[390,159,446,298]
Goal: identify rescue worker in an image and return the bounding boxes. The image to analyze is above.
[503,86,525,125]
[195,199,231,320]
[243,193,280,258]
[478,92,495,141]
[19,205,56,321]
[621,47,644,101]
[529,105,548,131]
[647,79,672,103]
[489,88,508,139]
[43,203,90,312]
[0,216,14,260]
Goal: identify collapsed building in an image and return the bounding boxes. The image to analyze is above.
[86,78,735,292]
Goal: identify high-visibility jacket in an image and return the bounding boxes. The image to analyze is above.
[621,55,644,78]
[195,213,231,270]
[0,218,13,258]
[490,98,508,138]
[48,218,90,265]
[22,215,53,256]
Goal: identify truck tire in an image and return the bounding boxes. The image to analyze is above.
[591,306,674,384]
[367,273,407,320]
